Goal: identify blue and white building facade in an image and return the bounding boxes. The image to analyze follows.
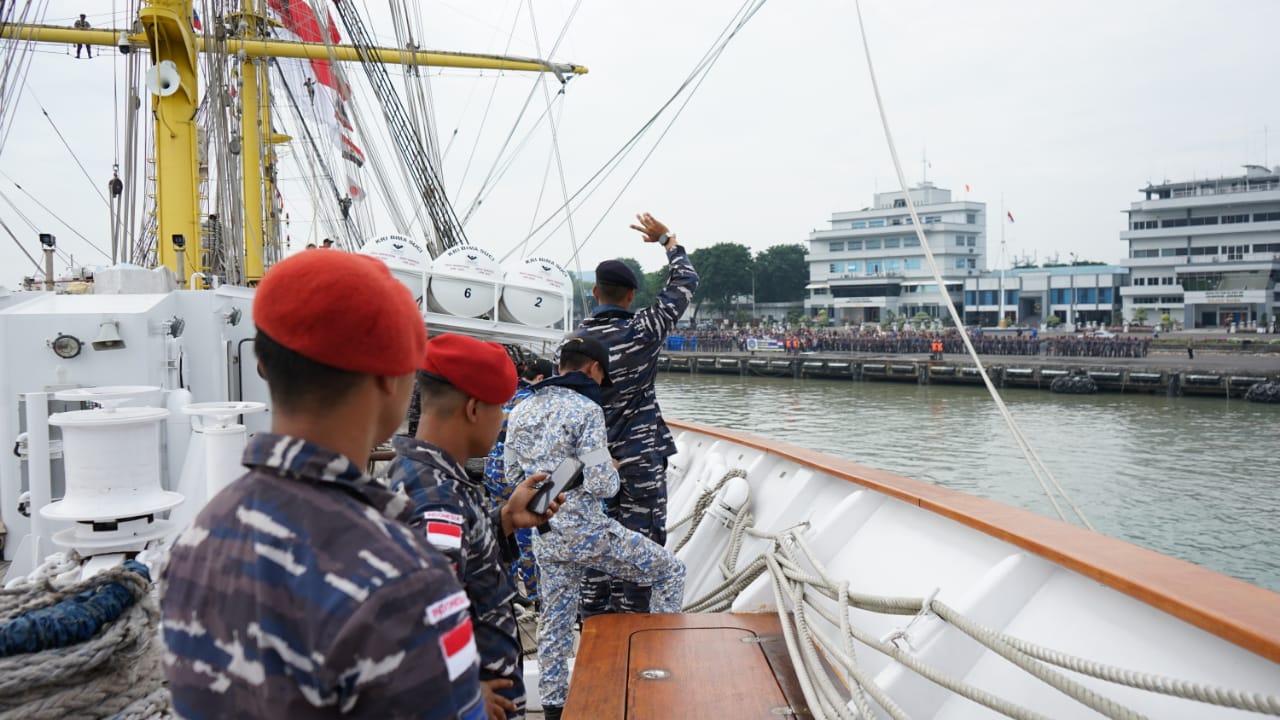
[963,266,1128,327]
[805,183,985,324]
[1121,165,1280,328]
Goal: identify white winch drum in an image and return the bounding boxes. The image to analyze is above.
[427,245,501,317]
[500,256,572,327]
[42,406,184,521]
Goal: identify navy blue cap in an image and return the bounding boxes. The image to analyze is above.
[594,259,638,289]
[560,334,613,387]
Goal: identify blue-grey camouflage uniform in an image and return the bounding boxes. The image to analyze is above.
[504,380,685,708]
[483,384,540,600]
[161,433,486,720]
[385,437,526,719]
[578,244,697,614]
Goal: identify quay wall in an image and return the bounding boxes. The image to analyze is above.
[659,351,1280,399]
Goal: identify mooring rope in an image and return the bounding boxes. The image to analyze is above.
[0,556,171,719]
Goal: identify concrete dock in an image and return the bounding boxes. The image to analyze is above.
[660,349,1280,398]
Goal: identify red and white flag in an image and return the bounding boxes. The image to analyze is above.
[426,521,462,551]
[1007,211,1015,223]
[439,618,479,681]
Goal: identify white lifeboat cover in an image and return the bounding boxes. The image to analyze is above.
[428,245,500,317]
[500,257,572,327]
[356,234,429,270]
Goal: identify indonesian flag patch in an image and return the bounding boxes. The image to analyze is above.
[425,520,463,551]
[440,617,479,681]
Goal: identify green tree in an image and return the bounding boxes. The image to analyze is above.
[688,243,754,318]
[753,244,808,303]
[1131,307,1149,326]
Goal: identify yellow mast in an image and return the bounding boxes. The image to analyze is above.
[1,13,587,281]
[137,0,202,281]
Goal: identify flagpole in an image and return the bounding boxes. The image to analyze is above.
[998,193,1006,326]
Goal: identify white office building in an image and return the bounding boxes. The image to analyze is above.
[805,183,985,325]
[1121,165,1280,328]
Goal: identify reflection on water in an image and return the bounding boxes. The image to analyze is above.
[655,373,1280,592]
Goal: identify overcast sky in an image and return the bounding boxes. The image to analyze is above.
[3,0,1279,286]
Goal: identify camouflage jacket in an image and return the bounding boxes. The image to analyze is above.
[161,433,485,720]
[384,438,521,684]
[503,382,620,562]
[578,245,698,470]
[482,383,534,504]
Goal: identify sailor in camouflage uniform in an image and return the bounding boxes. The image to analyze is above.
[161,251,486,719]
[505,335,686,719]
[386,335,563,720]
[482,358,554,601]
[577,212,698,616]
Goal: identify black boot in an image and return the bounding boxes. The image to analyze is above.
[543,705,563,720]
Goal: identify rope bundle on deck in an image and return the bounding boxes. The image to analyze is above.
[0,558,171,719]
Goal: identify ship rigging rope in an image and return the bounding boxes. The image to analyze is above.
[850,0,1091,530]
[525,0,591,318]
[0,175,112,261]
[459,0,579,229]
[448,1,524,198]
[673,470,1280,718]
[509,0,769,264]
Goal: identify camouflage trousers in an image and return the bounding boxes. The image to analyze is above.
[579,458,668,616]
[534,525,684,706]
[511,528,538,600]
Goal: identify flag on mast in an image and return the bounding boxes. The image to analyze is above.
[1007,211,1016,223]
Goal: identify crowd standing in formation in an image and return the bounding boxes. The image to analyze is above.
[681,327,1152,359]
[159,213,699,720]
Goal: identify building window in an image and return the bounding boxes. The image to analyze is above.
[965,291,976,305]
[885,259,901,272]
[1132,219,1158,230]
[1253,212,1280,222]
[1098,288,1113,304]
[848,239,863,250]
[904,236,920,247]
[1160,277,1175,285]
[1253,242,1280,253]
[1189,246,1218,256]
[904,258,921,270]
[1221,214,1249,224]
[884,237,901,249]
[1076,288,1096,304]
[1131,249,1159,258]
[954,257,966,269]
[924,215,941,224]
[829,263,842,273]
[847,261,861,273]
[868,219,886,228]
[1005,290,1019,305]
[979,290,997,305]
[1188,216,1219,226]
[865,238,882,250]
[966,235,977,247]
[851,220,868,229]
[1050,289,1069,304]
[893,198,907,208]
[828,241,843,252]
[966,258,976,269]
[955,236,966,247]
[867,261,882,274]
[966,212,977,224]
[1161,218,1189,228]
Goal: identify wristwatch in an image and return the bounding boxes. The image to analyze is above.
[659,232,677,249]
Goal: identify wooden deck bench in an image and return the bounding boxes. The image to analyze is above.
[563,612,811,719]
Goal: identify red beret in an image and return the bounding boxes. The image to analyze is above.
[423,334,517,405]
[254,251,426,376]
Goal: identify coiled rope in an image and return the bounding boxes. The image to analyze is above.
[0,555,171,719]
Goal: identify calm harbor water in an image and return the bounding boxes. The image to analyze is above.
[655,373,1280,592]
